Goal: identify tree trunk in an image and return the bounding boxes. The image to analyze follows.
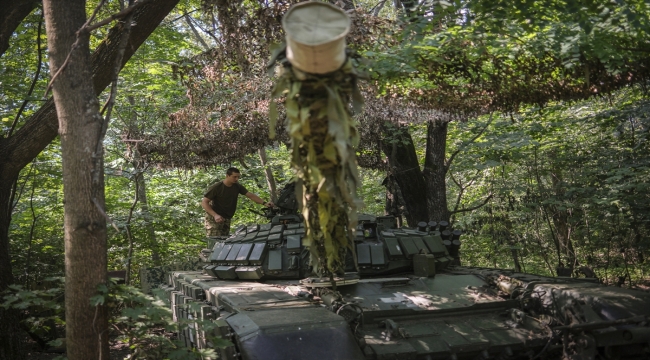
[43,1,110,358]
[510,242,522,272]
[632,225,644,263]
[550,166,576,270]
[0,1,178,356]
[125,180,139,285]
[383,174,405,227]
[127,96,159,265]
[134,156,159,265]
[0,178,24,360]
[381,123,428,225]
[258,147,277,202]
[0,0,39,58]
[423,120,450,222]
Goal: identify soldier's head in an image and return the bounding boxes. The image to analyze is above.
[225,167,241,184]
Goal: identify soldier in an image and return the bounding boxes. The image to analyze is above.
[201,167,274,236]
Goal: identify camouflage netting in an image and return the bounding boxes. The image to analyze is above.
[135,1,449,169]
[136,0,649,169]
[143,80,289,168]
[403,49,650,116]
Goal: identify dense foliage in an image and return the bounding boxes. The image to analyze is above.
[451,88,650,282]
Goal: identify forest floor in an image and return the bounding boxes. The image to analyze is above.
[24,335,131,360]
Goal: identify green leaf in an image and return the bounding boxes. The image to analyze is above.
[90,294,105,306]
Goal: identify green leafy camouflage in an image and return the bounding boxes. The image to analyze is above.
[269,48,365,276]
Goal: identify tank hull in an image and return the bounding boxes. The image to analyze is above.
[151,214,650,359]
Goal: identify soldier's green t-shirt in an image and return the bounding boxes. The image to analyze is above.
[203,181,248,219]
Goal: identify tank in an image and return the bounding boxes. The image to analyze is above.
[156,185,650,360]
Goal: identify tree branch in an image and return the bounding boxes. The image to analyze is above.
[369,0,388,16]
[92,197,120,232]
[169,9,200,23]
[10,164,33,214]
[23,169,42,285]
[449,171,464,214]
[8,10,43,138]
[83,0,152,33]
[44,37,82,97]
[450,193,493,215]
[187,15,220,44]
[184,14,210,50]
[92,9,135,186]
[445,112,494,170]
[84,0,108,30]
[0,0,39,58]
[463,169,481,188]
[449,169,481,215]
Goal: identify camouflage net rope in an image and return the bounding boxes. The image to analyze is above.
[268,48,364,276]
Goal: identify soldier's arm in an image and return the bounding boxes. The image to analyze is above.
[245,192,274,207]
[202,197,224,222]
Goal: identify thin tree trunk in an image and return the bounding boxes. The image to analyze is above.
[258,147,277,202]
[510,244,522,272]
[43,1,109,358]
[550,166,576,270]
[503,213,522,273]
[632,225,644,263]
[423,120,450,222]
[184,14,210,50]
[23,174,40,287]
[125,180,139,285]
[127,96,159,265]
[532,209,555,275]
[532,149,563,268]
[134,166,160,265]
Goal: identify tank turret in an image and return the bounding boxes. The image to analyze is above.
[200,214,456,282]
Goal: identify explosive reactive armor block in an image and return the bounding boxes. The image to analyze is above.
[413,253,436,278]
